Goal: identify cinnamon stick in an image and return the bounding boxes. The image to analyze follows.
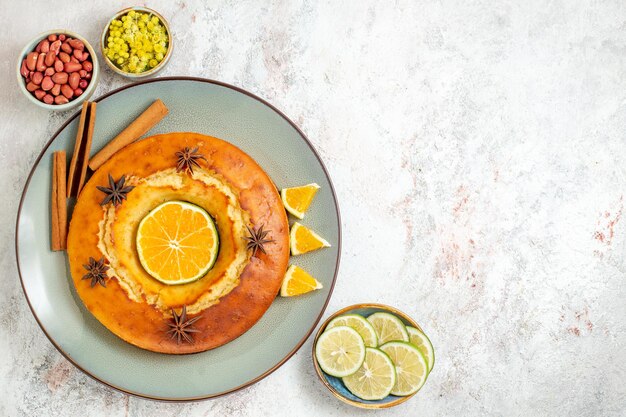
[88,99,168,171]
[67,101,89,197]
[51,151,67,251]
[77,102,97,194]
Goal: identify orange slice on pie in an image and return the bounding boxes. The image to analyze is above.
[136,200,219,285]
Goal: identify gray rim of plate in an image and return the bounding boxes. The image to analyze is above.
[14,76,342,402]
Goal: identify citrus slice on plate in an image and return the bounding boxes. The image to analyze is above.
[136,201,219,285]
[379,341,428,396]
[315,325,366,377]
[289,222,331,255]
[342,347,396,400]
[407,326,435,373]
[367,312,409,344]
[281,183,320,219]
[280,265,323,297]
[327,314,378,347]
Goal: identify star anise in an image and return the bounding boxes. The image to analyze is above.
[166,305,202,344]
[175,147,206,174]
[96,174,134,206]
[244,224,274,257]
[82,257,109,288]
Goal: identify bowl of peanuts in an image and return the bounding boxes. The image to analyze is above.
[100,7,172,78]
[16,29,99,111]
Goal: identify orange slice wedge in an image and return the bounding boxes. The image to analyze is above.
[289,222,331,255]
[280,265,323,296]
[136,201,219,285]
[281,183,320,219]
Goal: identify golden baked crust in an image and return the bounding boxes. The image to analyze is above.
[67,133,290,354]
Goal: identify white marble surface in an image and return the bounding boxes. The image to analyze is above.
[2,0,626,415]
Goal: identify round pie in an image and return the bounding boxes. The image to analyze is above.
[67,132,290,354]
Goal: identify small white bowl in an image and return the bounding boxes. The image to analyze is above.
[16,29,100,111]
[100,7,173,79]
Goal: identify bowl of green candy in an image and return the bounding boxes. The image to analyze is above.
[101,7,172,78]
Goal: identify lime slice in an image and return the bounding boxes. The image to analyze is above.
[342,347,396,400]
[327,314,378,347]
[407,326,435,373]
[315,326,366,377]
[367,312,409,344]
[379,341,428,396]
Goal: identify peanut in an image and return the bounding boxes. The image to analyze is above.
[20,60,29,77]
[59,52,70,63]
[51,72,68,84]
[32,72,43,85]
[49,40,62,55]
[61,84,74,99]
[68,72,80,89]
[64,62,82,73]
[44,51,56,67]
[26,52,38,71]
[68,39,84,51]
[41,76,53,91]
[36,53,47,72]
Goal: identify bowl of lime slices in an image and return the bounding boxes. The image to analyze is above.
[312,303,435,409]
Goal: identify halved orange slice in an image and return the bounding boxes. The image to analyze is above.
[136,201,219,285]
[281,183,320,219]
[290,222,331,255]
[280,265,323,296]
